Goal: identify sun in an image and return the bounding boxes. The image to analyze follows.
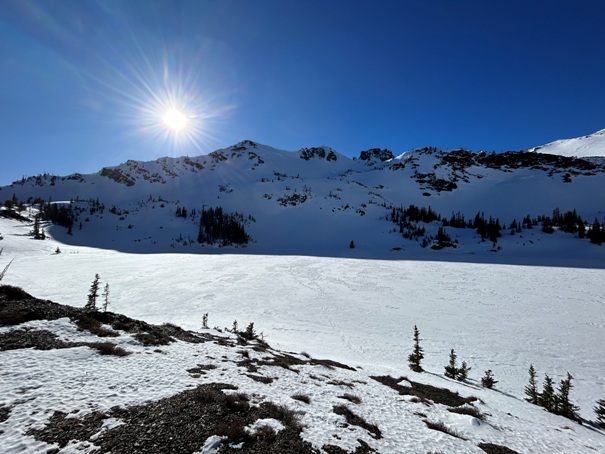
[162,108,189,132]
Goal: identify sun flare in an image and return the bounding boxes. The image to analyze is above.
[162,108,189,132]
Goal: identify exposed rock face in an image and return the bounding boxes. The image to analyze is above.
[358,148,394,164]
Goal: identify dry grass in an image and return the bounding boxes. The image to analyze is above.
[75,315,119,337]
[423,419,467,440]
[337,393,362,404]
[260,402,301,428]
[333,405,381,439]
[327,379,355,389]
[478,442,521,454]
[447,404,486,421]
[134,331,172,346]
[291,394,311,404]
[88,342,131,357]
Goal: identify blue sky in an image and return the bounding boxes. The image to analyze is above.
[1,0,604,185]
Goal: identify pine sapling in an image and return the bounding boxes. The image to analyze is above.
[594,399,605,428]
[481,369,498,389]
[85,274,100,312]
[554,372,580,421]
[524,365,539,404]
[457,361,471,381]
[241,322,257,341]
[444,349,458,379]
[407,325,424,373]
[202,313,209,329]
[539,374,556,412]
[101,283,110,312]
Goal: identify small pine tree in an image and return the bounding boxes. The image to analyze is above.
[101,283,110,312]
[85,274,100,312]
[444,349,458,379]
[525,365,539,404]
[202,313,209,329]
[554,372,580,421]
[539,374,556,412]
[231,320,238,334]
[32,214,46,240]
[407,325,424,373]
[457,361,471,381]
[241,322,257,341]
[594,399,605,428]
[481,369,498,389]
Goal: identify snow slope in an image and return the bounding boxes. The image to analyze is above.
[1,215,604,453]
[529,128,605,158]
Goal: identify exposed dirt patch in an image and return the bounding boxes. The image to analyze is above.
[0,328,76,351]
[322,439,376,454]
[371,375,477,407]
[28,383,317,454]
[333,405,382,439]
[0,285,214,348]
[478,442,521,454]
[0,404,11,423]
[0,328,132,356]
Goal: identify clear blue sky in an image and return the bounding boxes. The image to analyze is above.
[1,0,604,185]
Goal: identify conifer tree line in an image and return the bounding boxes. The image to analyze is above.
[197,206,251,246]
[40,201,74,230]
[406,326,605,424]
[390,205,605,246]
[524,365,580,421]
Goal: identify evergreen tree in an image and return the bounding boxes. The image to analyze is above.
[457,361,471,381]
[594,399,605,428]
[587,219,604,244]
[85,274,100,312]
[201,313,209,329]
[481,369,498,389]
[538,375,556,412]
[554,372,580,421]
[525,365,539,404]
[101,283,110,312]
[444,349,458,379]
[32,214,44,240]
[407,325,424,372]
[241,322,257,341]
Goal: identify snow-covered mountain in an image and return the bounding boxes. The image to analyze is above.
[1,133,605,265]
[528,128,605,159]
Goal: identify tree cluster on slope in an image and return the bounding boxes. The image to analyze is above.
[197,206,251,246]
[524,365,580,421]
[85,274,110,313]
[407,328,602,424]
[390,204,604,248]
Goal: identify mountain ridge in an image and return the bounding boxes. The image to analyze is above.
[1,131,605,265]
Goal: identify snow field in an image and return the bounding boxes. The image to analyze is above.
[1,217,605,452]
